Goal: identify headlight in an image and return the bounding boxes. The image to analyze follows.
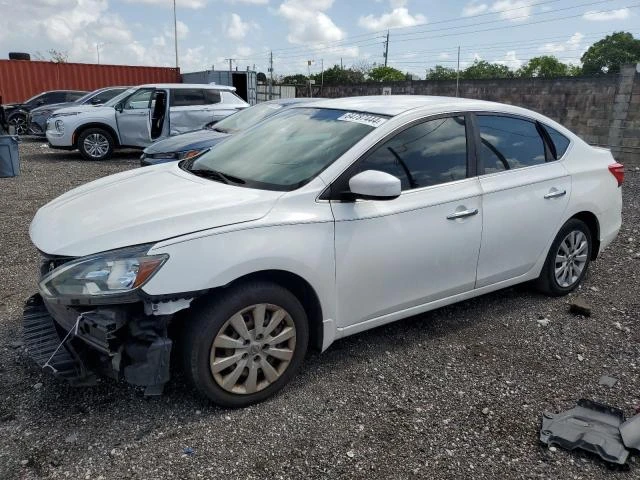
[39,245,168,299]
[54,112,80,117]
[148,149,207,160]
[54,120,64,133]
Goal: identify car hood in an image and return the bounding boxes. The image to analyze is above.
[30,163,284,257]
[51,105,112,116]
[31,102,74,114]
[144,129,231,154]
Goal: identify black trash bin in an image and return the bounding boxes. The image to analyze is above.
[0,135,20,177]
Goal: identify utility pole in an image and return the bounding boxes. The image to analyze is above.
[320,58,324,96]
[96,43,101,64]
[456,45,460,97]
[307,60,313,98]
[173,0,179,69]
[383,29,389,67]
[269,50,273,100]
[340,57,343,69]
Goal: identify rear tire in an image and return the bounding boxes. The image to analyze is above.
[8,113,27,136]
[536,218,592,296]
[182,281,309,408]
[78,128,114,161]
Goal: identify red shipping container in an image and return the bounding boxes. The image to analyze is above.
[0,60,180,104]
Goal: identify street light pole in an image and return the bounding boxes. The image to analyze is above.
[173,0,179,70]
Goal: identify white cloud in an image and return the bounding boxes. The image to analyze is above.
[390,0,407,7]
[278,0,344,44]
[124,0,207,8]
[490,0,532,21]
[495,50,522,69]
[439,52,451,59]
[226,13,254,40]
[462,1,488,16]
[583,8,630,22]
[567,32,584,48]
[358,7,426,30]
[540,32,584,54]
[226,0,268,3]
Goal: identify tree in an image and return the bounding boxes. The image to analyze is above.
[279,74,309,85]
[461,60,513,79]
[368,65,405,82]
[425,65,458,80]
[351,59,372,78]
[312,65,365,85]
[33,49,69,63]
[581,32,640,74]
[516,56,572,78]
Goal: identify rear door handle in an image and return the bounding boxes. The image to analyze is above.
[447,208,479,220]
[544,189,567,199]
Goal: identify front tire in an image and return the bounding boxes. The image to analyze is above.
[182,281,309,408]
[8,113,27,136]
[78,128,114,161]
[536,218,592,296]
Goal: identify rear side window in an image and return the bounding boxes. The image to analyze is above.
[170,89,207,107]
[204,90,221,104]
[478,115,546,173]
[357,116,468,191]
[222,91,244,103]
[542,124,570,159]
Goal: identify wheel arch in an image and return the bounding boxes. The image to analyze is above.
[73,122,120,148]
[570,211,600,260]
[212,269,325,351]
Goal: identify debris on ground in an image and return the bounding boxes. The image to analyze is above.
[569,297,592,317]
[7,340,23,349]
[540,399,638,465]
[537,317,551,327]
[183,447,195,456]
[599,375,618,387]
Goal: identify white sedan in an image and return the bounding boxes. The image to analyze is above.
[27,96,623,407]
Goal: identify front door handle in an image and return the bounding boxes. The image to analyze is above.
[447,208,479,220]
[544,189,567,199]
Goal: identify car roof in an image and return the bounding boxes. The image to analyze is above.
[137,83,237,91]
[301,95,525,116]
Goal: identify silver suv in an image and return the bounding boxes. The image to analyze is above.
[46,84,249,161]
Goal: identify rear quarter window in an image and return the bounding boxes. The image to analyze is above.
[542,125,571,159]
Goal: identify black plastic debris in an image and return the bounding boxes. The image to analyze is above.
[540,399,629,464]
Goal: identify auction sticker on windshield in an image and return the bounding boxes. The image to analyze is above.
[337,112,387,128]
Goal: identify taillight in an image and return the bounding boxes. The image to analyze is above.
[608,162,624,187]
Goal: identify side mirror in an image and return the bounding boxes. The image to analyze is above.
[90,98,102,105]
[348,170,401,200]
[115,103,123,113]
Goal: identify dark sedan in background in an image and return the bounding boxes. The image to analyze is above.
[3,90,87,135]
[28,86,129,136]
[140,98,313,166]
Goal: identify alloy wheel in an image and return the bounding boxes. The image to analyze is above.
[554,230,588,288]
[83,133,110,159]
[9,115,27,135]
[210,303,296,395]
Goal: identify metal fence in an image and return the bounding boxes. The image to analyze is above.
[257,85,296,103]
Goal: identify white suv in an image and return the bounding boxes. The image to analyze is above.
[46,84,249,161]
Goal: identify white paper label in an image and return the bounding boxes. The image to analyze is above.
[337,112,387,128]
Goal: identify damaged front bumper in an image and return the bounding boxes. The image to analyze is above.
[23,292,183,395]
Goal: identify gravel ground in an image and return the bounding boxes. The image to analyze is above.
[1,138,639,480]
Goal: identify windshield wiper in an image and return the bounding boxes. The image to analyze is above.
[212,126,229,133]
[188,168,245,185]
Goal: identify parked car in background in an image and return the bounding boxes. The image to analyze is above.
[46,84,249,161]
[140,97,313,166]
[3,90,87,135]
[28,87,129,136]
[26,96,622,407]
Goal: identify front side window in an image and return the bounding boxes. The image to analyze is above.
[478,115,546,173]
[123,89,153,110]
[356,116,468,191]
[188,108,381,190]
[171,89,207,107]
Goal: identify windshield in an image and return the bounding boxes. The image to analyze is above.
[213,103,284,133]
[104,88,137,107]
[187,108,384,191]
[24,93,45,105]
[74,90,98,104]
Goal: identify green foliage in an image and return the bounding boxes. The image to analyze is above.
[312,65,365,84]
[425,65,458,80]
[581,31,640,74]
[516,56,574,78]
[368,65,405,82]
[461,60,513,79]
[280,74,309,85]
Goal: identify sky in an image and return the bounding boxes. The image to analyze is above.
[0,0,638,78]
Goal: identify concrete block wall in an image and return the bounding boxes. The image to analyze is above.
[316,65,639,166]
